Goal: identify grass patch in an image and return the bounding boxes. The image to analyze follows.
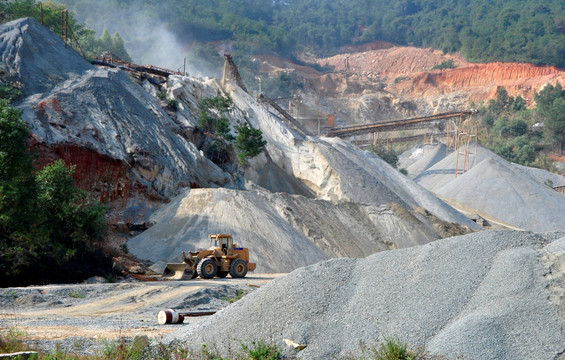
[225,290,245,303]
[241,340,281,360]
[68,289,86,299]
[0,327,30,354]
[369,336,426,360]
[0,327,284,360]
[5,290,18,299]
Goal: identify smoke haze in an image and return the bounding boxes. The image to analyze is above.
[53,1,218,76]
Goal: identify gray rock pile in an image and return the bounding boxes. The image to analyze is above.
[0,17,91,96]
[0,18,230,218]
[129,82,480,271]
[405,143,447,178]
[129,187,469,273]
[412,143,565,231]
[167,230,565,359]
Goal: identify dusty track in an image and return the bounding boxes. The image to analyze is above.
[0,274,282,351]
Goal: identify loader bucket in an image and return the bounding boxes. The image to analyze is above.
[162,263,193,280]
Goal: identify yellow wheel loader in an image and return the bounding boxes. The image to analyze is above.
[162,234,256,280]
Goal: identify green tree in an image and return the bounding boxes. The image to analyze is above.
[0,100,109,287]
[36,160,107,252]
[542,97,565,154]
[234,121,267,163]
[0,99,36,234]
[535,83,565,154]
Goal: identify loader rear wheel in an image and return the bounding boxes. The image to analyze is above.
[229,259,248,278]
[217,271,229,278]
[197,259,218,279]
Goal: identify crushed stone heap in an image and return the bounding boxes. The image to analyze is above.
[167,230,565,360]
[413,143,565,231]
[128,187,470,273]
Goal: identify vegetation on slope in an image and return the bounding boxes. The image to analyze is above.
[0,0,132,61]
[475,84,565,168]
[0,91,111,287]
[53,0,565,67]
[197,93,267,167]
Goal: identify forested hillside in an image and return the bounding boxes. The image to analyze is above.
[55,0,565,67]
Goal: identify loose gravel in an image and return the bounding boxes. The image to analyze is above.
[0,278,265,356]
[166,230,565,359]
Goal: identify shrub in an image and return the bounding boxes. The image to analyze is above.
[166,98,179,110]
[432,59,456,70]
[198,93,233,113]
[198,110,214,132]
[156,90,167,101]
[374,146,399,168]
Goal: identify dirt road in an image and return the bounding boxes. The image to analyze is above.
[0,274,282,353]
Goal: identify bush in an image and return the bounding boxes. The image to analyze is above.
[432,59,456,70]
[374,146,399,168]
[166,98,179,110]
[156,91,167,101]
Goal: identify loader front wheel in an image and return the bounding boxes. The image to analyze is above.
[197,259,218,279]
[229,259,248,278]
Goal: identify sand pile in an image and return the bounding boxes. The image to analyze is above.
[167,230,565,359]
[404,143,447,178]
[414,143,565,231]
[128,187,467,273]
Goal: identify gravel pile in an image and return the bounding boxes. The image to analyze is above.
[414,143,565,231]
[405,143,447,178]
[167,230,565,359]
[398,144,444,171]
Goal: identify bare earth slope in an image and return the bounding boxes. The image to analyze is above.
[318,46,565,107]
[288,45,565,125]
[167,230,565,360]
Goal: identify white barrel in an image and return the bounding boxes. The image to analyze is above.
[157,309,184,324]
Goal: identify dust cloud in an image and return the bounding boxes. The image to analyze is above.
[52,1,216,76]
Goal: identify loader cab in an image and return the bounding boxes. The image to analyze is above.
[210,234,234,255]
